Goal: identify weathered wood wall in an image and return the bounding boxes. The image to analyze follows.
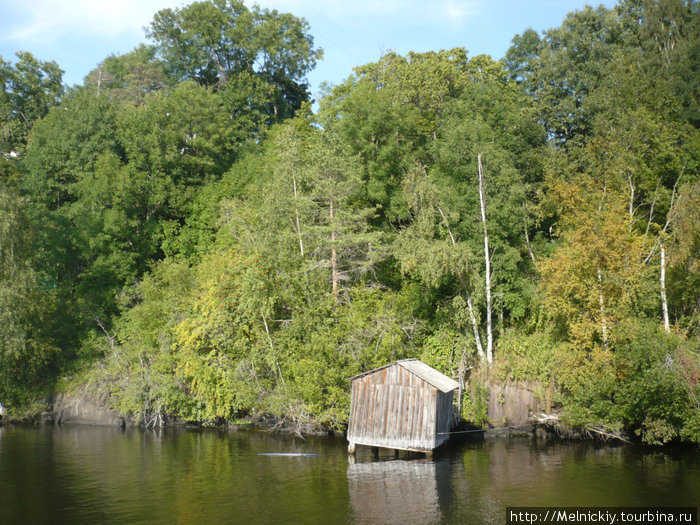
[347,363,454,452]
[436,386,453,442]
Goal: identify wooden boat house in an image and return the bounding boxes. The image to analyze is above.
[347,359,459,455]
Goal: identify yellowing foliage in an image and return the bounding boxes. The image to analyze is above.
[540,172,647,349]
[172,251,273,420]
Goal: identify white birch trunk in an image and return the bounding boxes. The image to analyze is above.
[596,265,609,346]
[660,240,670,333]
[647,173,682,329]
[478,154,493,366]
[466,290,486,362]
[330,192,339,302]
[627,173,635,231]
[292,172,304,257]
[437,204,486,362]
[524,221,536,262]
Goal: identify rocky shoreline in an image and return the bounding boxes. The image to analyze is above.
[0,381,558,443]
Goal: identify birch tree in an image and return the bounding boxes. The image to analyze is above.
[539,157,645,350]
[431,101,540,364]
[477,154,494,364]
[394,163,485,363]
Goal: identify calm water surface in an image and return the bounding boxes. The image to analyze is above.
[0,425,697,524]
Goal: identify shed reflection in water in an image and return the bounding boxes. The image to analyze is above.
[347,454,444,524]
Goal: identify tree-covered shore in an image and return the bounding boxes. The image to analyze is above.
[1,0,698,445]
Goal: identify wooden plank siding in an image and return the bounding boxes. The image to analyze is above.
[347,360,457,453]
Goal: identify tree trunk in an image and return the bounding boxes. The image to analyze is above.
[596,264,609,346]
[656,173,683,333]
[478,155,493,366]
[627,173,635,231]
[292,172,304,257]
[97,64,103,94]
[330,192,339,303]
[466,290,485,362]
[438,204,486,362]
[524,221,536,262]
[660,239,670,333]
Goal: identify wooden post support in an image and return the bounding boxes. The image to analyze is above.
[348,442,356,455]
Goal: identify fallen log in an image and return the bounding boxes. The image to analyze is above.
[532,413,631,444]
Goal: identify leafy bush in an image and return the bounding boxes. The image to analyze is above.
[461,379,490,427]
[493,329,565,385]
[561,320,700,445]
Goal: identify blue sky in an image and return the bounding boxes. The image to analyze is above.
[1,0,616,100]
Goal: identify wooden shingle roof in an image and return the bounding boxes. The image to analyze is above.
[349,358,459,393]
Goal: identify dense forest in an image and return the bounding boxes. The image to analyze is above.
[1,0,698,445]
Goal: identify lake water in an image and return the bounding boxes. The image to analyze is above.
[0,425,697,524]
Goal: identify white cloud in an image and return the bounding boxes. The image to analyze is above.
[1,0,480,47]
[249,0,480,29]
[1,0,486,87]
[0,0,175,44]
[445,0,477,25]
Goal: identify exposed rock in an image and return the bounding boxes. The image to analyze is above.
[53,391,130,427]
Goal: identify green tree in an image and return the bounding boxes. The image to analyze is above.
[506,5,628,144]
[506,0,700,143]
[84,45,167,104]
[321,48,477,221]
[0,52,63,156]
[173,251,276,421]
[75,258,197,425]
[559,319,700,445]
[19,88,121,348]
[147,0,322,120]
[0,184,58,410]
[224,113,385,305]
[389,53,543,368]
